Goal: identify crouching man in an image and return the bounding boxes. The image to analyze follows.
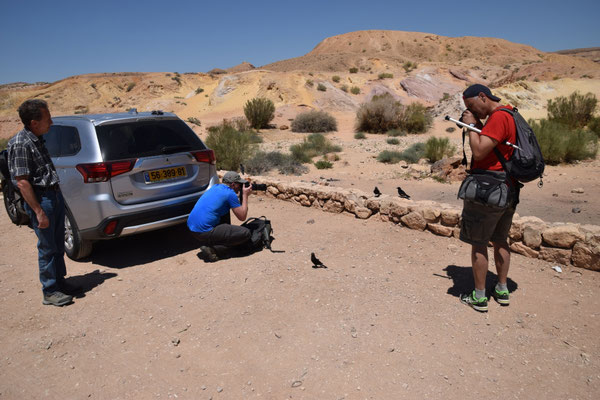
[187,171,253,262]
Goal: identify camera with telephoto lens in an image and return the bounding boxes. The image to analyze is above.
[244,182,267,191]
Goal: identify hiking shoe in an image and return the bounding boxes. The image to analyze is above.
[200,246,219,262]
[460,291,488,312]
[59,280,83,295]
[492,288,510,306]
[43,291,73,307]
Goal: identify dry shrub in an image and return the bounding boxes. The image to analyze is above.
[291,110,337,133]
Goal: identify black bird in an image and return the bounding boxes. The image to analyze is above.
[239,163,245,174]
[397,186,411,199]
[311,252,327,268]
[373,186,381,197]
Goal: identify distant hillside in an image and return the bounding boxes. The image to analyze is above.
[554,47,600,63]
[263,30,599,85]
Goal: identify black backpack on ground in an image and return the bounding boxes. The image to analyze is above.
[492,107,545,186]
[241,216,274,251]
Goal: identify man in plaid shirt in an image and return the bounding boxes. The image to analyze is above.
[7,99,80,306]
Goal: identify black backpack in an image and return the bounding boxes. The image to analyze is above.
[241,216,274,251]
[493,108,545,186]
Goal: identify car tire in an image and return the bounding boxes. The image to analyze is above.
[64,209,93,260]
[2,184,29,226]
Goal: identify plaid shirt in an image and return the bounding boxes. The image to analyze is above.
[7,128,59,188]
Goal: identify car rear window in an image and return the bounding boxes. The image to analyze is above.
[96,119,206,161]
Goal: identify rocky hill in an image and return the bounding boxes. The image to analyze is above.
[1,30,599,139]
[554,47,600,63]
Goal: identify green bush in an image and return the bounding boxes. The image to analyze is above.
[355,94,432,134]
[195,88,204,94]
[245,151,308,175]
[314,160,333,169]
[588,117,600,137]
[290,133,341,163]
[354,132,366,139]
[387,138,400,145]
[306,79,314,87]
[341,85,349,93]
[387,129,407,137]
[378,73,394,79]
[350,86,360,95]
[355,93,402,133]
[205,121,257,170]
[402,61,417,73]
[317,83,327,92]
[291,110,337,133]
[377,143,425,164]
[377,150,404,164]
[401,103,433,134]
[445,127,456,133]
[349,67,358,73]
[126,82,136,92]
[530,119,598,164]
[244,97,275,129]
[171,76,182,86]
[332,75,341,83]
[547,91,597,129]
[424,137,456,162]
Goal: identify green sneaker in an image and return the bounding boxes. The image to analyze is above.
[460,291,488,312]
[492,288,510,306]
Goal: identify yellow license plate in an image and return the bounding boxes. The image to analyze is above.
[144,166,187,183]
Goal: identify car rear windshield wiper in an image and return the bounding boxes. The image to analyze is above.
[161,145,192,154]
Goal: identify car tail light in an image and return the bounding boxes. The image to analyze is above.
[76,160,136,183]
[191,149,216,165]
[104,220,118,235]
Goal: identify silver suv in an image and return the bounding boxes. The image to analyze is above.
[2,110,218,260]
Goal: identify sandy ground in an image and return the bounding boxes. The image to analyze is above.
[1,194,599,399]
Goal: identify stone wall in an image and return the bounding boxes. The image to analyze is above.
[248,176,600,271]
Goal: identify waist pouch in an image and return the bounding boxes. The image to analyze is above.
[458,170,513,210]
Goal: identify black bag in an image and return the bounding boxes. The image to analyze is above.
[241,216,274,251]
[493,108,545,185]
[458,170,514,210]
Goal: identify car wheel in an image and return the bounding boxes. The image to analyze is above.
[64,209,93,260]
[2,184,29,225]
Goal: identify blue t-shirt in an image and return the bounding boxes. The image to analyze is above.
[187,184,241,233]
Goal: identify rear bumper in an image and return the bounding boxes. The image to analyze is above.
[79,197,198,241]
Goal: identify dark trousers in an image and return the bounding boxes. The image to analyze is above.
[191,224,251,254]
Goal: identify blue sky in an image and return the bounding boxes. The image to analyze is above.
[1,0,598,84]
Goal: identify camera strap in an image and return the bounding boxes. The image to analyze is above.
[461,129,468,166]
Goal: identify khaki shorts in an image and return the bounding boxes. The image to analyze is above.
[459,200,516,246]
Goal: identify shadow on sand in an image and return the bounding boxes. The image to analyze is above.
[65,270,117,299]
[81,224,199,269]
[439,264,519,297]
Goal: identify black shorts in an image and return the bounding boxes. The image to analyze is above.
[459,200,516,246]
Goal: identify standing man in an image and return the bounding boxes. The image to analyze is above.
[187,171,253,262]
[7,99,77,307]
[458,84,519,312]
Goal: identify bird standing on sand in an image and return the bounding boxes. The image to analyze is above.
[397,186,410,199]
[311,252,327,268]
[373,186,381,197]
